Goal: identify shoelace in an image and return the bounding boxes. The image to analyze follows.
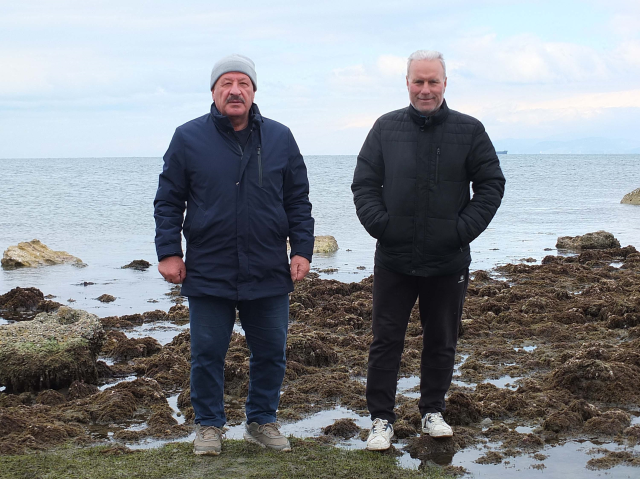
[201,425,223,440]
[427,413,446,426]
[372,418,389,434]
[258,422,283,437]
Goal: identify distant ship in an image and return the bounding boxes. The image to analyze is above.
[496,150,507,154]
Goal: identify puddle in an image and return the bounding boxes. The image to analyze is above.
[448,440,640,479]
[397,376,420,399]
[0,317,10,325]
[515,426,535,434]
[126,321,190,346]
[610,262,624,269]
[99,375,137,391]
[515,345,537,352]
[167,394,184,425]
[485,375,521,389]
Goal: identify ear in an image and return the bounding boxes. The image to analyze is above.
[406,76,409,90]
[443,77,447,93]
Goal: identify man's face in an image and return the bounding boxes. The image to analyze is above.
[212,72,255,120]
[406,59,447,115]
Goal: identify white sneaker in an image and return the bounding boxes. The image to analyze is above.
[366,418,394,451]
[422,412,453,437]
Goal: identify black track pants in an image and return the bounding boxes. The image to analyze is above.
[366,265,469,423]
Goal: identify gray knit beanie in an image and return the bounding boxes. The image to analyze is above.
[210,54,257,91]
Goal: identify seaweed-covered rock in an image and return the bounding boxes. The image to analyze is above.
[101,331,162,361]
[167,304,189,321]
[1,239,84,269]
[549,359,640,403]
[0,307,105,392]
[97,294,116,303]
[322,418,360,439]
[556,231,620,251]
[0,287,44,311]
[122,260,151,270]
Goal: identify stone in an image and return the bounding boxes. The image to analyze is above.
[621,187,640,205]
[97,294,116,303]
[556,231,621,251]
[122,259,151,270]
[286,235,339,254]
[1,239,85,269]
[0,307,105,392]
[313,235,339,253]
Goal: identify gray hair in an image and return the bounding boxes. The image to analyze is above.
[407,50,446,78]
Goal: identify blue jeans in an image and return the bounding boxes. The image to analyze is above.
[188,294,289,427]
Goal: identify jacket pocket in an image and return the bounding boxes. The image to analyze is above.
[277,207,289,240]
[379,216,413,251]
[186,207,205,245]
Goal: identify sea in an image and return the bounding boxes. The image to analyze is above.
[1,154,640,477]
[1,154,639,319]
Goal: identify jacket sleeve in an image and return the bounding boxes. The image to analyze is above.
[456,123,506,246]
[351,120,389,239]
[284,129,315,262]
[154,128,188,261]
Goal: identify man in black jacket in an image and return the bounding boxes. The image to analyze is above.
[154,54,314,455]
[352,50,505,451]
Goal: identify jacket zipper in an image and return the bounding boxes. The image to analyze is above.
[257,146,262,187]
[435,147,440,185]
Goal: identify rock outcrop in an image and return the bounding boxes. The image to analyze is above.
[556,231,620,251]
[286,235,339,254]
[0,307,104,392]
[313,235,339,253]
[122,260,151,270]
[1,239,84,269]
[621,188,640,205]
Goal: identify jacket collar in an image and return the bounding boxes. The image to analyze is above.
[210,102,263,132]
[408,99,449,128]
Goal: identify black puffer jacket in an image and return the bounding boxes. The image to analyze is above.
[352,100,505,276]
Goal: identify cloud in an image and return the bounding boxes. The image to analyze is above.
[451,34,611,84]
[376,55,406,77]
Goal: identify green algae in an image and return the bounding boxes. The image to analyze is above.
[0,440,452,479]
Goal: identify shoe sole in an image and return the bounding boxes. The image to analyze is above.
[366,443,391,451]
[243,432,291,451]
[193,448,221,456]
[423,430,454,438]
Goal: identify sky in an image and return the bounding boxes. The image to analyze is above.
[1,0,639,157]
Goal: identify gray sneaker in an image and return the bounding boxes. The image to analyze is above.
[193,423,223,455]
[244,422,291,451]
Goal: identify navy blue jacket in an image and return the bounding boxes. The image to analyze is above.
[154,103,314,300]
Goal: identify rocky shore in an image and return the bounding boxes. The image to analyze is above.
[1,236,640,474]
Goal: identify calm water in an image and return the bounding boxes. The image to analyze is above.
[1,154,639,318]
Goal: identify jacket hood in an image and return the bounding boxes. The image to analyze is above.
[408,99,449,128]
[210,102,263,132]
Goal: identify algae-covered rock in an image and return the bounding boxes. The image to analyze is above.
[122,259,151,270]
[621,188,640,205]
[0,307,105,392]
[287,235,339,254]
[556,231,621,251]
[313,235,339,253]
[1,239,85,269]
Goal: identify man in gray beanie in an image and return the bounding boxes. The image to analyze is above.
[154,54,314,455]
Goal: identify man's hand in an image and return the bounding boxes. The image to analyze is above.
[158,256,186,284]
[290,255,310,282]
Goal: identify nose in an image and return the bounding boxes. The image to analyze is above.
[229,81,242,95]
